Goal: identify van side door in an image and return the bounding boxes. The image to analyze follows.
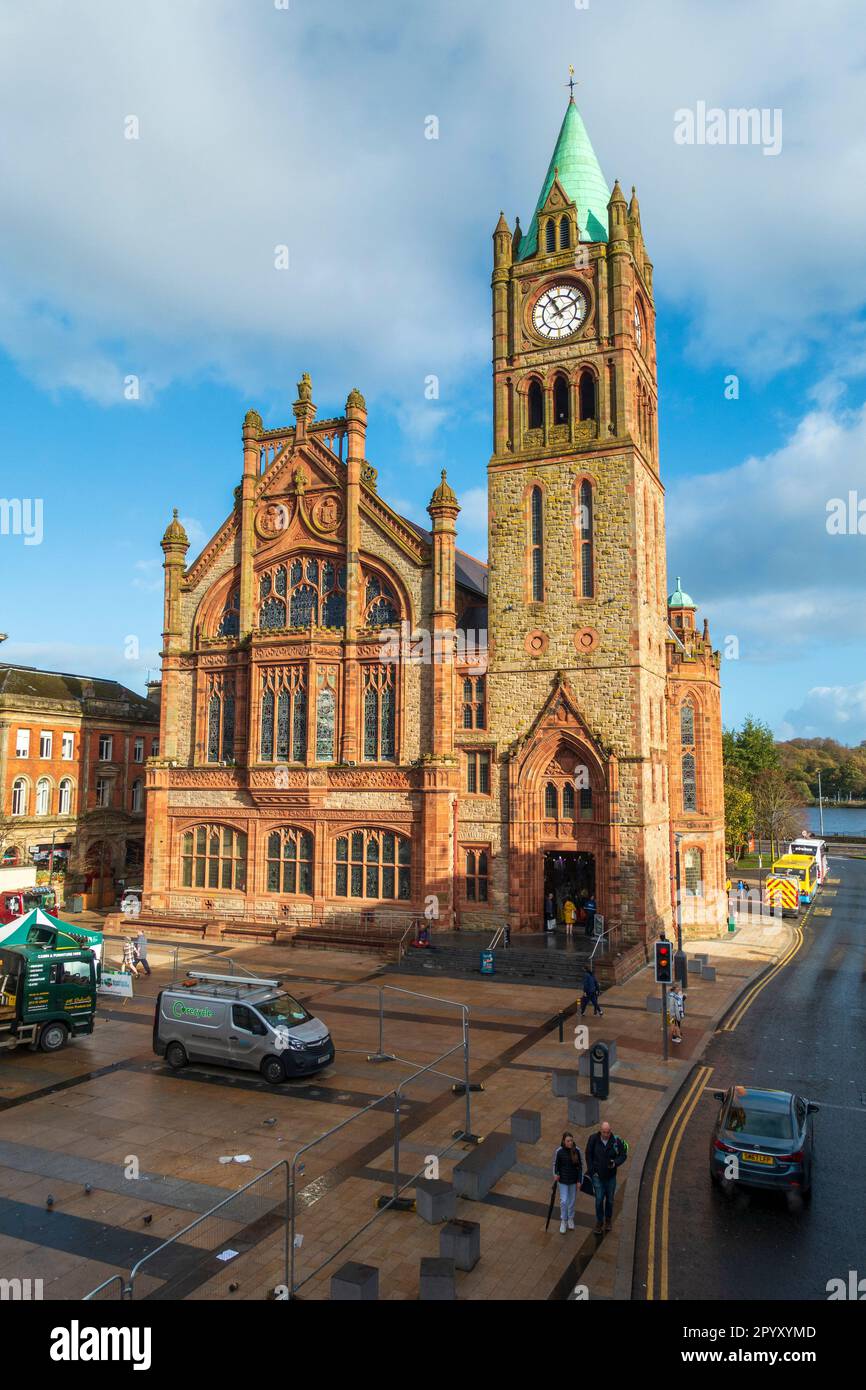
[229,1004,268,1070]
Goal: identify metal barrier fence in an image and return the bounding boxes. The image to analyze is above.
[125,1161,290,1301]
[82,983,472,1300]
[82,1273,126,1301]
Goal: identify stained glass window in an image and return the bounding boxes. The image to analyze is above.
[276,690,290,761]
[306,558,319,584]
[461,677,486,729]
[316,687,336,760]
[181,825,247,891]
[260,596,287,628]
[367,597,398,627]
[260,573,272,599]
[545,783,558,817]
[265,829,313,895]
[322,591,346,627]
[322,561,335,591]
[218,587,240,638]
[682,753,697,812]
[380,685,395,759]
[364,686,378,761]
[207,692,221,763]
[464,849,489,903]
[334,829,411,900]
[260,688,274,761]
[362,667,395,761]
[290,559,302,586]
[274,566,287,596]
[563,783,575,816]
[292,686,307,762]
[221,688,235,761]
[681,703,695,746]
[291,584,317,627]
[579,785,593,819]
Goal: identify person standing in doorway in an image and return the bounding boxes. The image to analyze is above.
[562,897,576,937]
[134,928,151,977]
[584,895,596,938]
[552,1132,584,1234]
[586,1121,628,1233]
[544,891,556,932]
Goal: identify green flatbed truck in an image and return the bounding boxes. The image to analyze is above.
[0,943,98,1052]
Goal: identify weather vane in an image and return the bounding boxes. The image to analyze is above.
[566,65,578,100]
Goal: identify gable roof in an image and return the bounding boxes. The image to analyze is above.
[0,664,157,721]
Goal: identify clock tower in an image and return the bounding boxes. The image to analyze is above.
[485,95,673,946]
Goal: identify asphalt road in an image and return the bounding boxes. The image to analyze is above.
[634,855,866,1301]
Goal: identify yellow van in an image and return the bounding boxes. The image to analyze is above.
[771,853,818,906]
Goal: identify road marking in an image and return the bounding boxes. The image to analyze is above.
[826,878,841,884]
[722,921,805,1032]
[646,1064,711,1301]
[814,907,833,916]
[660,1065,712,1301]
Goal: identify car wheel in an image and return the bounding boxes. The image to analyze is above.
[39,1022,68,1052]
[262,1056,285,1085]
[165,1041,187,1070]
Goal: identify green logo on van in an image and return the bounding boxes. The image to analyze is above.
[172,1000,214,1020]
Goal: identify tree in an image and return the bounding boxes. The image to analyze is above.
[753,769,806,860]
[726,716,779,786]
[724,780,754,862]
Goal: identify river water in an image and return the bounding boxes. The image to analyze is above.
[805,805,866,836]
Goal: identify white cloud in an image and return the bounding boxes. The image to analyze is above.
[780,682,866,741]
[666,400,866,655]
[1,0,864,416]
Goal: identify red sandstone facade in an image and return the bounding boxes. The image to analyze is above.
[143,103,726,951]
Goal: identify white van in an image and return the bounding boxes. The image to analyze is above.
[153,971,334,1084]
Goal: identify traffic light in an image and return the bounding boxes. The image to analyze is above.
[654,938,673,985]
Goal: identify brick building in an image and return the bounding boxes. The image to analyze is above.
[143,97,725,949]
[0,663,160,903]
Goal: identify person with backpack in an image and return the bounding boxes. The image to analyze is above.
[551,1131,584,1234]
[580,966,603,1017]
[669,981,685,1044]
[585,1120,628,1234]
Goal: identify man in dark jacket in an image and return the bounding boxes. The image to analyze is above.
[585,1120,627,1233]
[580,967,602,1016]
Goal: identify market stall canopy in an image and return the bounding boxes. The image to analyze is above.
[0,908,104,960]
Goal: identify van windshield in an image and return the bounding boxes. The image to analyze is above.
[257,993,311,1027]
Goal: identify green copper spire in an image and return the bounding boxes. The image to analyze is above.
[668,577,697,610]
[518,99,611,259]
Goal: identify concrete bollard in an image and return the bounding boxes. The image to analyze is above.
[567,1094,600,1127]
[330,1262,379,1301]
[511,1109,542,1143]
[415,1178,456,1225]
[552,1070,579,1098]
[645,993,662,1013]
[419,1256,456,1300]
[700,964,716,982]
[440,1218,481,1272]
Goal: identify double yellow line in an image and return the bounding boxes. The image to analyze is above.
[646,1064,712,1300]
[645,906,811,1298]
[721,918,806,1032]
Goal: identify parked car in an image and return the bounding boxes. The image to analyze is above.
[709,1085,817,1202]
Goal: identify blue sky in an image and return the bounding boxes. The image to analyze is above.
[2,0,866,740]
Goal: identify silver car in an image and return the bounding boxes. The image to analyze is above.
[153,971,334,1084]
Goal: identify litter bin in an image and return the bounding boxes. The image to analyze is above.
[479,949,495,976]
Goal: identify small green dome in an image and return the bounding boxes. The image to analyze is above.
[668,576,696,610]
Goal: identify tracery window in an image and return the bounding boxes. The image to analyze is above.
[680,702,695,747]
[218,586,240,637]
[363,666,396,761]
[257,558,347,631]
[335,829,411,900]
[206,676,235,763]
[316,668,338,761]
[265,828,313,895]
[364,574,399,628]
[682,753,697,813]
[181,825,247,891]
[260,667,307,762]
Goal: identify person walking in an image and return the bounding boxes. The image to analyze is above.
[135,928,151,977]
[121,937,140,976]
[584,895,596,938]
[586,1121,628,1234]
[551,1132,584,1234]
[669,980,685,1044]
[580,966,603,1016]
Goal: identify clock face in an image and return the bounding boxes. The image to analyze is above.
[532,283,587,340]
